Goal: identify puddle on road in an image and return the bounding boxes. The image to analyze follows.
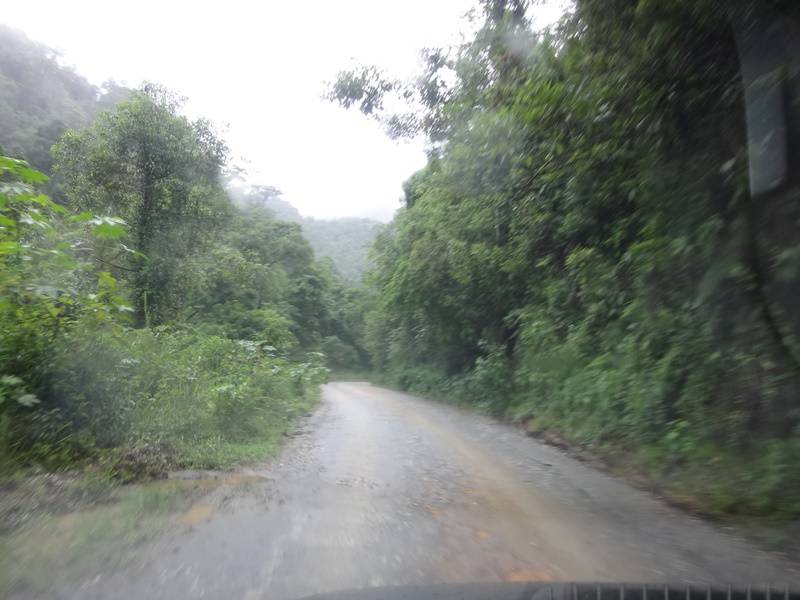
[179,503,215,526]
[172,472,269,526]
[223,474,266,487]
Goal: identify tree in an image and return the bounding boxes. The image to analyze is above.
[53,85,230,325]
[330,0,800,513]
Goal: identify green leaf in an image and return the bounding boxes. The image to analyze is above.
[93,223,127,239]
[0,375,23,387]
[16,393,40,407]
[98,271,118,290]
[0,241,21,254]
[70,211,95,223]
[0,156,48,184]
[120,243,145,258]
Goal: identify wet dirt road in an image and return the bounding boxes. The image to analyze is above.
[69,382,798,598]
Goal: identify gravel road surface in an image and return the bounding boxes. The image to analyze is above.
[60,382,800,599]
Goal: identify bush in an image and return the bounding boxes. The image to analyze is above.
[44,321,324,471]
[391,365,446,396]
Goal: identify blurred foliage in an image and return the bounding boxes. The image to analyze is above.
[0,155,132,467]
[332,0,800,515]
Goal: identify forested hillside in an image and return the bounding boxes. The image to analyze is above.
[0,34,366,475]
[331,0,800,515]
[234,185,382,284]
[0,26,128,174]
[302,218,383,284]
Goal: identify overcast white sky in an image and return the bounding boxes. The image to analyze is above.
[3,1,564,221]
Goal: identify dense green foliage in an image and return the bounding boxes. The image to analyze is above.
[333,0,800,515]
[234,185,383,284]
[1,78,363,474]
[53,85,231,327]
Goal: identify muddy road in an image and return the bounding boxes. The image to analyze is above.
[59,382,798,598]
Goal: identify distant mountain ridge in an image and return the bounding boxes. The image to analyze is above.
[231,186,382,284]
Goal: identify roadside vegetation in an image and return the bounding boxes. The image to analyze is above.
[0,28,369,480]
[330,0,800,517]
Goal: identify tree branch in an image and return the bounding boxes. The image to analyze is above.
[94,256,137,272]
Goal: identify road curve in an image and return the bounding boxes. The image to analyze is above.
[69,382,798,599]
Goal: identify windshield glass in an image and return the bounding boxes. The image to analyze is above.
[1,1,799,598]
